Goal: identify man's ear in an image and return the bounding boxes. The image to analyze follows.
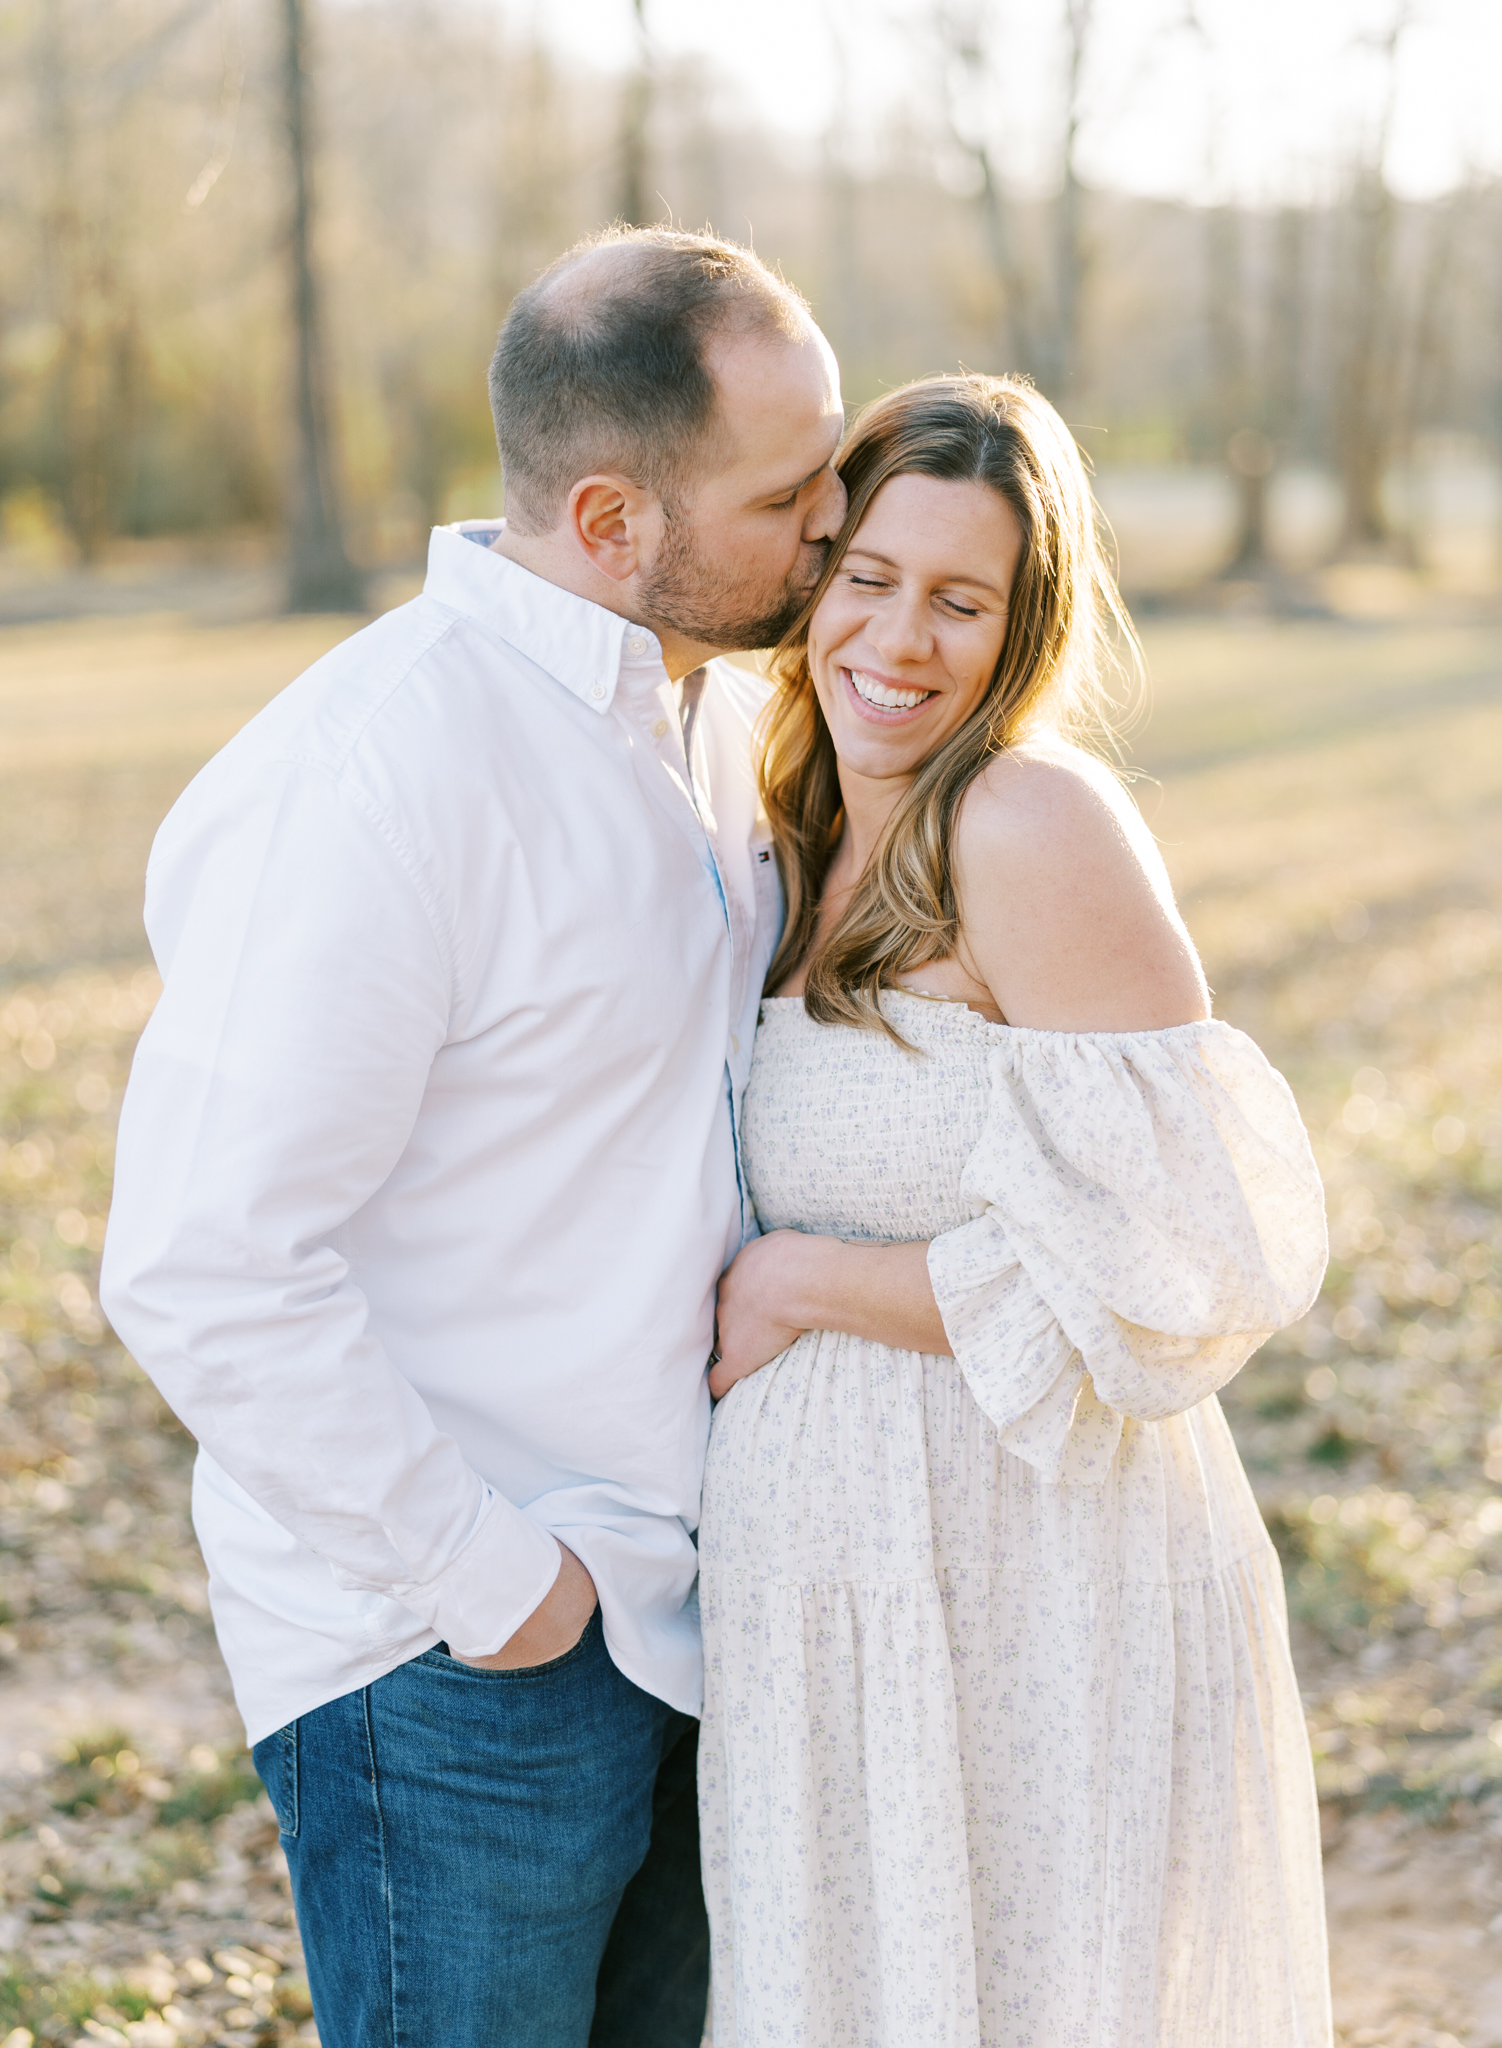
[567,473,659,585]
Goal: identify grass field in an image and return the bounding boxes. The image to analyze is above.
[1,598,1500,2047]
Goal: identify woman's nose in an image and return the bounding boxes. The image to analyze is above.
[867,592,932,665]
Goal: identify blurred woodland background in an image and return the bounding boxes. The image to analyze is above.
[1,0,1500,604]
[2,3,1502,2046]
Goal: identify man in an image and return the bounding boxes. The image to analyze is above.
[101,227,846,2047]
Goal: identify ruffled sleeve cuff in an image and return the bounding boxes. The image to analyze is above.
[927,1019,1326,1485]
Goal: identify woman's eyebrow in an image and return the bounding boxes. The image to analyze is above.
[843,546,1006,597]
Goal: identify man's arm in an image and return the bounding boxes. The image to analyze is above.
[101,756,579,1660]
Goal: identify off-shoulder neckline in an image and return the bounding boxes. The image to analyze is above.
[758,989,1226,1046]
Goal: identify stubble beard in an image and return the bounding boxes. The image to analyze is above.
[635,506,825,655]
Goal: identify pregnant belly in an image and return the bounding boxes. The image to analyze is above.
[700,1327,1274,1590]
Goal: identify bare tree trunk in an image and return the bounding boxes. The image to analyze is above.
[822,10,868,381]
[1206,203,1245,418]
[821,161,866,377]
[1331,8,1412,560]
[1205,203,1271,573]
[37,0,101,562]
[1226,429,1274,572]
[1335,164,1398,553]
[1267,204,1306,454]
[1395,194,1457,562]
[282,0,364,613]
[1049,0,1093,404]
[618,0,653,227]
[973,144,1032,373]
[935,11,1034,376]
[1225,204,1310,585]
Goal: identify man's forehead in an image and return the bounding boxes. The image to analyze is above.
[708,319,837,399]
[709,327,842,460]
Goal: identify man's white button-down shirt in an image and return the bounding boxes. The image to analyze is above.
[101,524,781,1745]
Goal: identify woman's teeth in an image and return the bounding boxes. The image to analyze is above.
[848,669,932,710]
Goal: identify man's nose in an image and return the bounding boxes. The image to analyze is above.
[802,466,847,544]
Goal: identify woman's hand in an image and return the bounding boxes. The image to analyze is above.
[710,1230,815,1398]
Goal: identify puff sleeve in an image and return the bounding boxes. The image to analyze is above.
[925,1020,1327,1483]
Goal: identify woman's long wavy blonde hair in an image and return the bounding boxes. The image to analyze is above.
[759,372,1140,1040]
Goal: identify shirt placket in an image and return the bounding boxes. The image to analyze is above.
[619,657,753,1245]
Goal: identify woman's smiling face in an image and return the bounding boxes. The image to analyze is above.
[807,471,1025,786]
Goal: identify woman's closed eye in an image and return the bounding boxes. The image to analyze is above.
[846,572,983,619]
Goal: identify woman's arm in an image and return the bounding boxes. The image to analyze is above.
[710,1232,946,1398]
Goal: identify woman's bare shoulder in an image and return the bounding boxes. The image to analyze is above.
[952,736,1210,1031]
[960,734,1141,846]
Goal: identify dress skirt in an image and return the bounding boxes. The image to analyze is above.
[699,995,1332,2047]
[699,1336,1329,2048]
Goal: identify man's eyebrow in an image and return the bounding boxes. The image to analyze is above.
[842,545,1007,597]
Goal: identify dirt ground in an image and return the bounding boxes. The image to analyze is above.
[1,590,1500,2046]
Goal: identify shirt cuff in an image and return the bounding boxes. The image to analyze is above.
[385,1487,563,1658]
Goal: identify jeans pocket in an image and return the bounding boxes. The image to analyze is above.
[426,1604,603,1681]
[252,1719,300,1838]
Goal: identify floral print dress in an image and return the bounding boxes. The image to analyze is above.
[699,992,1332,2048]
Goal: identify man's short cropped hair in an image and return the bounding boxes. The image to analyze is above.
[488,226,811,535]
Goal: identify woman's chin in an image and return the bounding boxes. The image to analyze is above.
[831,724,935,781]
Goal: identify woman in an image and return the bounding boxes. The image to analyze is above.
[698,375,1331,2047]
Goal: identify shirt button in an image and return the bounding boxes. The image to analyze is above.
[590,684,606,701]
[652,718,669,738]
[627,635,647,656]
[731,1034,740,1054]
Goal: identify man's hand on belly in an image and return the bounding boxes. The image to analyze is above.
[455,1541,598,1669]
[710,1230,953,1398]
[710,1229,813,1397]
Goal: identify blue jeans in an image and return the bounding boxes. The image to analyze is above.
[253,1609,708,2047]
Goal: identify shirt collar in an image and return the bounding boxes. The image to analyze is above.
[424,521,666,714]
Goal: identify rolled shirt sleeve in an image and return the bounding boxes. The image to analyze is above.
[100,757,562,1656]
